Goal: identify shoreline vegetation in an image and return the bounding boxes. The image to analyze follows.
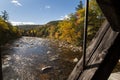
[18,0,105,47]
[1,0,104,47]
[0,18,22,46]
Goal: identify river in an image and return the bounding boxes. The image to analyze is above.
[1,36,82,80]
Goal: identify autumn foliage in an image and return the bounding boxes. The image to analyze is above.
[23,0,105,46]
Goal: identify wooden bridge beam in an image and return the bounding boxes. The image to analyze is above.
[91,33,120,80]
[68,0,120,80]
[0,47,3,80]
[68,20,120,80]
[96,0,120,32]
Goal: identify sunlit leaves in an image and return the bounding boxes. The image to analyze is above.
[19,0,104,46]
[0,17,21,45]
[0,21,9,30]
[57,19,82,45]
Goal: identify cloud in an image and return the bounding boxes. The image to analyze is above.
[11,0,22,6]
[60,15,70,20]
[11,21,35,25]
[45,5,51,9]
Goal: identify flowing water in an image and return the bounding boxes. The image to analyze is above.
[1,36,82,80]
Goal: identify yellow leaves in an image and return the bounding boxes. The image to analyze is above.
[77,17,84,24]
[49,26,55,38]
[0,18,21,45]
[58,20,81,44]
[59,20,72,30]
[0,21,9,30]
[30,30,33,33]
[76,9,85,18]
[11,26,17,33]
[55,32,59,39]
[76,8,85,24]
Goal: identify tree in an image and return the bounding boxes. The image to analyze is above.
[76,0,83,10]
[58,20,79,44]
[1,10,9,21]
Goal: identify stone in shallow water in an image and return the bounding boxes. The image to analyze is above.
[41,66,53,73]
[73,58,78,63]
[16,44,19,47]
[2,64,9,68]
[49,54,59,61]
[47,51,51,54]
[50,57,58,61]
[3,55,12,61]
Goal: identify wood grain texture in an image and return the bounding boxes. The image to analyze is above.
[108,72,120,80]
[96,0,120,32]
[67,20,120,80]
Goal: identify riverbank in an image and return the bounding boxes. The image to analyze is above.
[1,36,82,80]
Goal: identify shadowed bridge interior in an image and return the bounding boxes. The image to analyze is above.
[68,0,120,80]
[0,0,120,80]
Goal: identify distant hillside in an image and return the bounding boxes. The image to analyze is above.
[46,20,62,26]
[17,20,62,30]
[17,25,43,30]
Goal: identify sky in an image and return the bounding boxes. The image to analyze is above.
[0,0,83,25]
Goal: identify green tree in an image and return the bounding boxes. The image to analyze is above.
[1,10,9,21]
[76,0,83,10]
[0,14,21,45]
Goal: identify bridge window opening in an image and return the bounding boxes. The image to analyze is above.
[1,0,120,80]
[83,0,106,70]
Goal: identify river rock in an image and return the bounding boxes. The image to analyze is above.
[41,66,52,73]
[73,58,78,63]
[50,57,58,61]
[49,54,59,61]
[3,55,12,62]
[31,43,34,45]
[47,51,51,54]
[16,44,19,47]
[2,64,10,68]
[6,56,12,61]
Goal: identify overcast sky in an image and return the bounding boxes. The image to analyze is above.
[0,0,83,25]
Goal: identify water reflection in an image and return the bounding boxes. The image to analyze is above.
[2,36,82,80]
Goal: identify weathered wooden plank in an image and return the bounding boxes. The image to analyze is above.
[0,46,3,80]
[108,72,120,80]
[67,20,109,80]
[96,0,120,32]
[90,33,120,80]
[79,24,119,80]
[67,20,120,80]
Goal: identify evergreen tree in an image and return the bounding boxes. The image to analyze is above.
[76,0,83,10]
[1,10,9,21]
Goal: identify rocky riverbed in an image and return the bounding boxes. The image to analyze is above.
[1,36,82,80]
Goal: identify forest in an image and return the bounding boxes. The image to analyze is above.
[0,0,105,46]
[0,10,22,45]
[21,0,105,46]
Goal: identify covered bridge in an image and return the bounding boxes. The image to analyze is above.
[68,0,120,80]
